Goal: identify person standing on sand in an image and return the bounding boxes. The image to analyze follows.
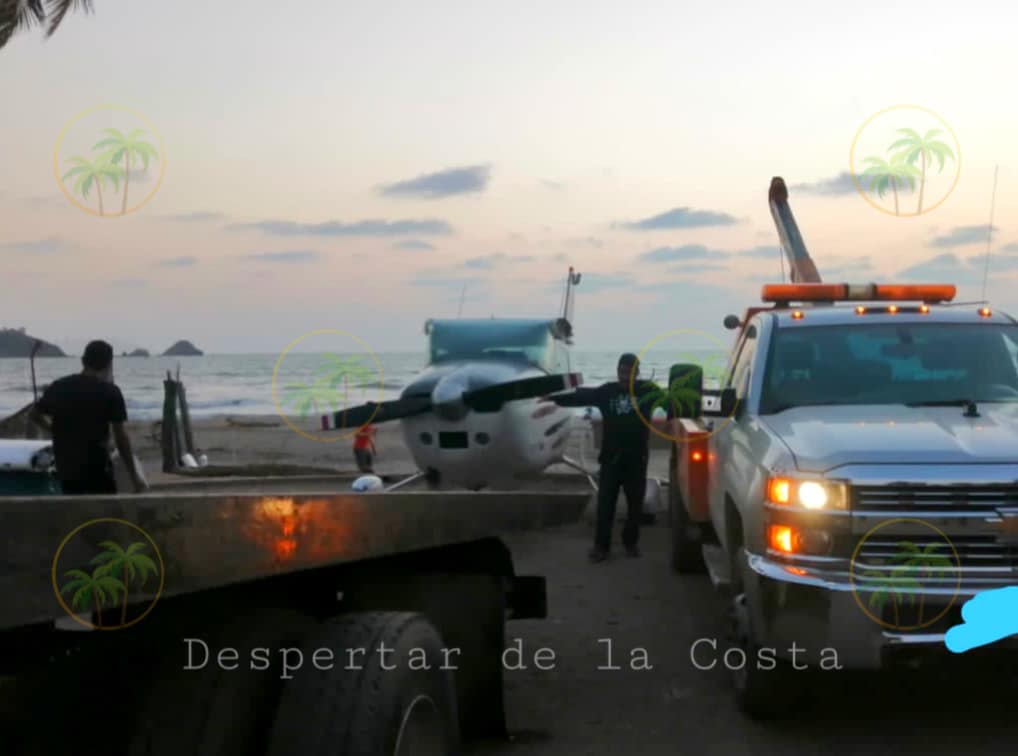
[542,353,660,562]
[353,423,377,473]
[30,340,147,495]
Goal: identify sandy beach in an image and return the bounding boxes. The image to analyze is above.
[127,413,675,487]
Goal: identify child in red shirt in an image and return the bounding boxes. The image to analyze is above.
[353,424,376,473]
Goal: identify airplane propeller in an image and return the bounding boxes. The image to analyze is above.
[320,372,582,431]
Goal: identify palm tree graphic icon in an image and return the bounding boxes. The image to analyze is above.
[861,540,954,628]
[59,540,159,628]
[861,125,955,216]
[62,127,160,216]
[283,354,378,429]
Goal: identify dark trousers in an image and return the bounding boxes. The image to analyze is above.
[354,448,374,473]
[595,455,647,551]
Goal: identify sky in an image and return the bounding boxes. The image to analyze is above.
[2,0,1018,355]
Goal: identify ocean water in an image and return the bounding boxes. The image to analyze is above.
[0,350,728,421]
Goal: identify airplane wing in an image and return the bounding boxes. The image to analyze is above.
[320,396,433,431]
[462,372,582,412]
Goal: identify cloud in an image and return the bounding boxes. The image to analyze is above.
[667,262,728,274]
[639,244,730,263]
[1001,242,1018,254]
[379,165,491,199]
[462,253,535,270]
[0,237,72,254]
[541,180,565,190]
[618,207,737,231]
[110,278,148,288]
[968,253,1018,272]
[931,225,998,248]
[736,245,780,259]
[897,253,978,283]
[228,219,453,237]
[551,253,568,262]
[823,256,874,277]
[243,250,319,263]
[410,274,486,288]
[572,273,634,292]
[156,256,197,268]
[160,211,226,223]
[564,236,603,248]
[790,172,861,196]
[392,240,436,251]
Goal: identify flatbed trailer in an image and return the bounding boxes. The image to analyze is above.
[0,476,589,755]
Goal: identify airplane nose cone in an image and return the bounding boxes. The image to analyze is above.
[432,375,469,421]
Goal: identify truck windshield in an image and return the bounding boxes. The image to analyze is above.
[428,320,554,369]
[759,322,1018,413]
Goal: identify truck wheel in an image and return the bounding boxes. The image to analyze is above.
[267,612,460,756]
[669,458,705,573]
[728,592,797,719]
[128,608,316,756]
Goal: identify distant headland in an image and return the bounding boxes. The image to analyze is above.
[0,328,65,358]
[162,340,203,356]
[122,348,151,357]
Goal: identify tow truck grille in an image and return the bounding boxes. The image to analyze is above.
[855,535,1018,572]
[853,484,1018,515]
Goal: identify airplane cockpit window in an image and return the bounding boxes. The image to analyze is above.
[429,320,556,371]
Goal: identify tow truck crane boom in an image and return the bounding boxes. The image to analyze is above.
[768,177,821,284]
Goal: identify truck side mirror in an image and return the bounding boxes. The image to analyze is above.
[666,363,703,419]
[723,315,741,330]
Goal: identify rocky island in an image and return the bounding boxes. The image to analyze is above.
[122,348,151,357]
[162,340,203,356]
[0,328,65,358]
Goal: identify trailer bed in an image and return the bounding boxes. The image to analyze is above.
[0,479,590,631]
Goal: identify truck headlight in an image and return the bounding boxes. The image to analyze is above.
[766,476,848,510]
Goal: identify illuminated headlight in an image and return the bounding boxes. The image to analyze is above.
[766,476,848,510]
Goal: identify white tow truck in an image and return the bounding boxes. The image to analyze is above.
[666,177,1018,717]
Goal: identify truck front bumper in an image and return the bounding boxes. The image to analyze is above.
[741,551,1018,669]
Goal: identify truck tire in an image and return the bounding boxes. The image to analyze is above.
[669,453,705,573]
[127,608,316,756]
[266,612,460,756]
[728,592,797,719]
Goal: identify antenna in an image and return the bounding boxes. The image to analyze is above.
[457,283,467,317]
[980,164,999,302]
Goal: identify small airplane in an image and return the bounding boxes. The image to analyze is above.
[320,269,591,489]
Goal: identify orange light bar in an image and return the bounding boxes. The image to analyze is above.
[762,284,846,302]
[761,283,956,303]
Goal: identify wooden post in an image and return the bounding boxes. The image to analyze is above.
[161,373,179,473]
[177,380,196,458]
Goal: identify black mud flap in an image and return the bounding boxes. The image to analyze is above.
[507,576,547,619]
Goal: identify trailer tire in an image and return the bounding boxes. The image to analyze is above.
[669,455,705,573]
[729,592,798,719]
[267,611,460,756]
[127,608,316,756]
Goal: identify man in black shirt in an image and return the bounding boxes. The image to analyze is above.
[31,340,147,495]
[545,353,661,561]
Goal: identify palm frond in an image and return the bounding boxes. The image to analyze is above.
[44,0,93,38]
[0,0,44,48]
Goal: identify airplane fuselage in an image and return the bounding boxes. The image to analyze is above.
[399,359,576,488]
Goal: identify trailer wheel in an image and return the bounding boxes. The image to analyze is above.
[127,608,316,756]
[267,612,460,756]
[669,453,705,573]
[728,592,797,718]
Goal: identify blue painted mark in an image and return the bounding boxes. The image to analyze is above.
[945,586,1018,653]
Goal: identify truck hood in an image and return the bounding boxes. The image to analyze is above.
[759,403,1018,472]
